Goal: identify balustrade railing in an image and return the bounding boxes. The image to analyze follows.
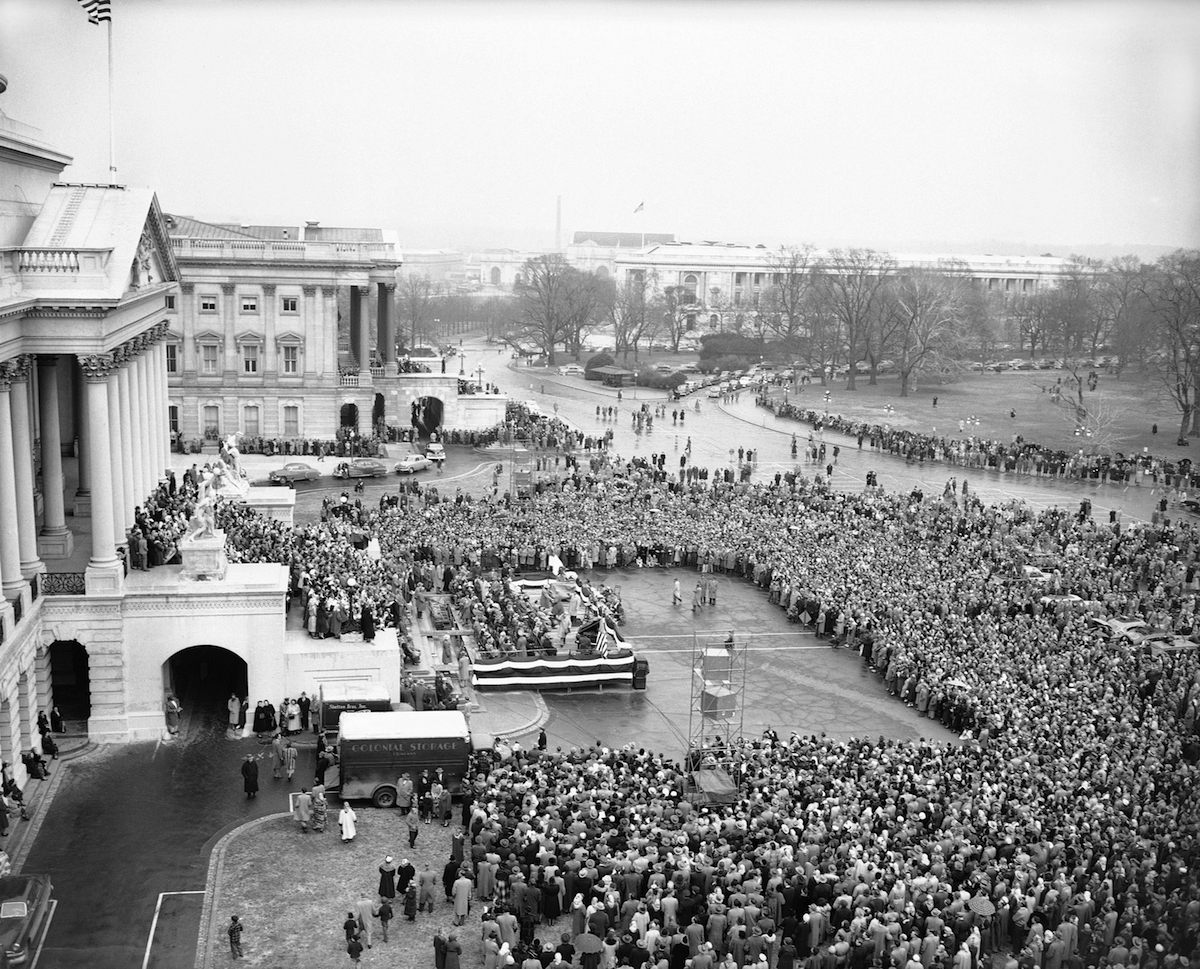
[41,573,87,595]
[339,374,360,387]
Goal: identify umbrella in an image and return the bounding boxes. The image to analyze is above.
[573,934,604,954]
[968,896,996,917]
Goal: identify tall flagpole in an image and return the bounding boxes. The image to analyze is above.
[107,17,116,177]
[640,204,644,250]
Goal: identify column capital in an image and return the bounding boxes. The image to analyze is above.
[385,282,396,295]
[77,353,117,382]
[262,283,277,296]
[0,355,31,385]
[110,344,129,367]
[302,285,317,297]
[320,286,334,298]
[220,283,236,296]
[180,282,195,294]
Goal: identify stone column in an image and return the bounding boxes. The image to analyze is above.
[34,644,53,730]
[222,283,237,374]
[37,356,73,558]
[73,363,90,517]
[78,353,123,594]
[107,350,127,546]
[0,362,26,596]
[7,357,42,580]
[158,330,171,477]
[350,285,363,369]
[262,284,277,376]
[135,347,153,498]
[302,286,317,375]
[17,670,34,756]
[127,347,146,507]
[378,282,393,365]
[0,693,23,787]
[320,286,335,378]
[117,361,136,532]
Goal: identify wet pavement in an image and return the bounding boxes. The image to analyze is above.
[30,339,1153,966]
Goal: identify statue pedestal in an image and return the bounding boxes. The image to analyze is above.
[180,529,228,581]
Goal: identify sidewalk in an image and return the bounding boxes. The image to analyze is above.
[4,733,94,874]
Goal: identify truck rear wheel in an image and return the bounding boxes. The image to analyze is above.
[372,786,397,808]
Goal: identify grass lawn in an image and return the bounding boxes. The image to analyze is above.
[216,814,497,968]
[773,369,1184,458]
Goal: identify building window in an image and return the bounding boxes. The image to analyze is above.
[241,296,258,313]
[282,345,299,375]
[200,295,217,312]
[683,274,699,302]
[200,344,219,374]
[283,405,299,436]
[281,296,298,313]
[168,404,179,434]
[203,404,220,439]
[243,405,260,436]
[490,267,501,286]
[166,344,178,374]
[242,344,259,374]
[166,294,176,310]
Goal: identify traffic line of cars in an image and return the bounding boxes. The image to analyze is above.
[267,444,448,483]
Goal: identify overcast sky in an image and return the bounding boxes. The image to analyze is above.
[2,0,1198,256]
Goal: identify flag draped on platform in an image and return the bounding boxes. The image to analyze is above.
[78,0,112,23]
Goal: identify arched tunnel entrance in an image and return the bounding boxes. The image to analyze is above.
[49,640,91,728]
[164,645,248,734]
[411,396,444,439]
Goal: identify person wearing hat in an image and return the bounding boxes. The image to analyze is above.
[240,754,259,799]
[404,803,420,847]
[379,855,398,899]
[396,772,414,813]
[227,915,244,959]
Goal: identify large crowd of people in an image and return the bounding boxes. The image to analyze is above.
[756,398,1196,492]
[196,410,1200,968]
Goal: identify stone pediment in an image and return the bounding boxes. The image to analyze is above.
[124,197,179,297]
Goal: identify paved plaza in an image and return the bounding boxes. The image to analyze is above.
[26,338,1171,968]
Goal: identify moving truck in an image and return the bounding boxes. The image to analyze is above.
[333,710,472,807]
[318,683,392,737]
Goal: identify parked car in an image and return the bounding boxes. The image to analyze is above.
[1088,615,1152,642]
[394,454,432,474]
[678,363,699,373]
[426,443,446,462]
[332,458,388,479]
[0,873,53,966]
[268,462,319,484]
[558,364,585,376]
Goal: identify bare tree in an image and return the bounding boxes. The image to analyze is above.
[1009,290,1054,358]
[888,265,971,397]
[811,248,897,390]
[559,270,607,360]
[1096,255,1149,374]
[513,255,574,365]
[1142,249,1200,440]
[655,285,691,353]
[764,245,816,343]
[397,274,437,351]
[606,273,653,362]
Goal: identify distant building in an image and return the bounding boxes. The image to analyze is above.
[399,249,466,285]
[614,242,1074,332]
[165,216,403,440]
[565,230,676,279]
[476,248,553,292]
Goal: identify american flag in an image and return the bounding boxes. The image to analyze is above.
[594,619,613,657]
[78,0,111,24]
